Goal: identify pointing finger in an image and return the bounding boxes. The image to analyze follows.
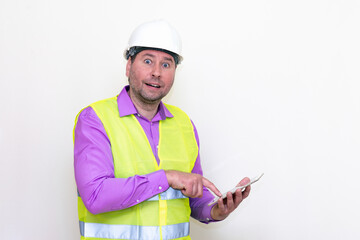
[202,177,221,197]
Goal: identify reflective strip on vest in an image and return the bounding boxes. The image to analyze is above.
[77,188,184,201]
[79,221,189,240]
[147,187,187,201]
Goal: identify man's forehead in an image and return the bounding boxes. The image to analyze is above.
[137,49,174,62]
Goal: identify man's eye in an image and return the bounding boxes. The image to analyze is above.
[144,59,152,64]
[162,63,170,68]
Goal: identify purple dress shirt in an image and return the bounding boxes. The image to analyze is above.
[74,86,216,223]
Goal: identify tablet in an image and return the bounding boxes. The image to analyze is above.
[208,173,264,206]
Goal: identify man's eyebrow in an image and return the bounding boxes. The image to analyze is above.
[142,53,174,63]
[163,56,174,62]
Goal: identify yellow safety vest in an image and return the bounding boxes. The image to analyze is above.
[75,96,198,240]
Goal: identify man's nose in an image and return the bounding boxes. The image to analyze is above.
[151,64,161,78]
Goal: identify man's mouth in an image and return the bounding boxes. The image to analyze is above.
[145,83,160,88]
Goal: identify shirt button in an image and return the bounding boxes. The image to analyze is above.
[136,200,140,203]
[137,114,141,117]
[206,218,210,221]
[159,186,162,190]
[156,145,159,148]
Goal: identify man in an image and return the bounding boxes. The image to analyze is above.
[74,19,251,240]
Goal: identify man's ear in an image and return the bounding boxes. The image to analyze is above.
[126,58,132,77]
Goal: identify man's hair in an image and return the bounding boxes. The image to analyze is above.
[126,46,180,65]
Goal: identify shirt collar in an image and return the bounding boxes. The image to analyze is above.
[117,85,174,121]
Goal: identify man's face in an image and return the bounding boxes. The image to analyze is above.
[126,49,176,105]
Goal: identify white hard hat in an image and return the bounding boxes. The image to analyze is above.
[124,19,183,64]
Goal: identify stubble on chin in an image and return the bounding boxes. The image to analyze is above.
[128,84,163,107]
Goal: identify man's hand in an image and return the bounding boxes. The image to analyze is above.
[211,177,251,221]
[165,170,221,198]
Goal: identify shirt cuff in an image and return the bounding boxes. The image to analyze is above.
[199,204,221,224]
[147,169,170,195]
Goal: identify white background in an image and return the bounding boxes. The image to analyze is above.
[1,0,360,239]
